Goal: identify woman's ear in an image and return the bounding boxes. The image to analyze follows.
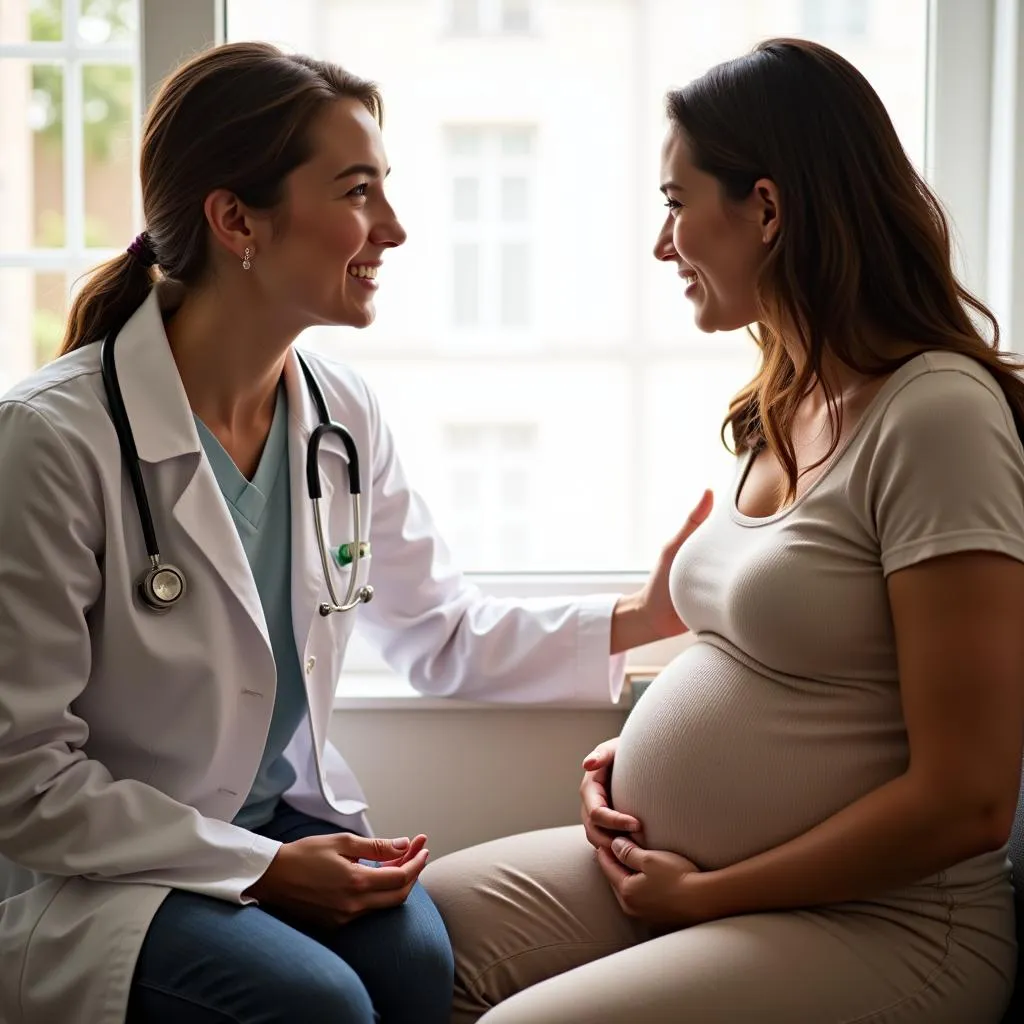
[753,178,781,244]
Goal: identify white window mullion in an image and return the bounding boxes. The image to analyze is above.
[131,8,144,236]
[486,143,500,329]
[482,0,498,34]
[64,55,85,258]
[0,249,120,270]
[926,0,996,299]
[986,0,1024,346]
[0,42,129,60]
[62,0,85,260]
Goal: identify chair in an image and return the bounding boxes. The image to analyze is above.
[1000,761,1024,1023]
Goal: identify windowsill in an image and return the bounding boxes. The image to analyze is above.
[333,668,662,712]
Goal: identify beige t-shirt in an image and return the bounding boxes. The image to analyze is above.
[612,351,1024,893]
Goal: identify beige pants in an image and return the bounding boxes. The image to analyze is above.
[421,825,1017,1024]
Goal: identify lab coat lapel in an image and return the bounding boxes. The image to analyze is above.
[114,287,270,647]
[284,349,351,673]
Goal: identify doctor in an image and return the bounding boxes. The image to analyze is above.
[0,41,703,1024]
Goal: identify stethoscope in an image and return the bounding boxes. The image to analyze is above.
[100,332,374,617]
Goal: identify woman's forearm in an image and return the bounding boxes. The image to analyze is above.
[688,772,1007,923]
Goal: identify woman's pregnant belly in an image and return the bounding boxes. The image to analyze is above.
[610,639,908,870]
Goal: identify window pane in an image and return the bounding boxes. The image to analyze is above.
[499,242,530,326]
[446,125,482,157]
[0,61,65,250]
[449,0,479,35]
[500,176,528,221]
[83,63,135,247]
[496,423,536,451]
[445,423,480,451]
[500,126,533,157]
[802,0,869,38]
[452,243,480,326]
[0,0,63,42]
[498,523,530,561]
[501,0,531,34]
[452,176,479,222]
[451,468,481,504]
[0,270,69,391]
[79,0,138,45]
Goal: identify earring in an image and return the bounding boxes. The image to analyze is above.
[242,247,252,270]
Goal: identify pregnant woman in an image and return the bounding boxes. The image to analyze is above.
[421,38,1024,1024]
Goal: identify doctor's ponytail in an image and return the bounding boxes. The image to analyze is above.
[59,42,382,355]
[61,247,155,354]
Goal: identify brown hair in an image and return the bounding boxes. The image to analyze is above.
[666,37,1024,501]
[61,42,382,354]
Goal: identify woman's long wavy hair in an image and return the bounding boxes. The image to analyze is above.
[666,38,1024,502]
[60,42,382,355]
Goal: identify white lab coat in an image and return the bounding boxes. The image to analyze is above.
[0,285,625,1024]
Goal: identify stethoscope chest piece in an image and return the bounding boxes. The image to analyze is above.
[137,560,187,613]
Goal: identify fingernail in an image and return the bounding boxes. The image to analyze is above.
[393,837,410,849]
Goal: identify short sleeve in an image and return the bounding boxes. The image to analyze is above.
[868,365,1024,577]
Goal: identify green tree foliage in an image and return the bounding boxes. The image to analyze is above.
[30,0,136,162]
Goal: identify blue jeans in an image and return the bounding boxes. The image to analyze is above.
[126,803,454,1023]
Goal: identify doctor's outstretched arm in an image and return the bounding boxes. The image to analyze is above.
[352,379,710,704]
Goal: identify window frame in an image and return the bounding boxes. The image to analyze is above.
[0,0,142,322]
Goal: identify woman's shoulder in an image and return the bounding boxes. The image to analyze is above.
[872,349,1020,437]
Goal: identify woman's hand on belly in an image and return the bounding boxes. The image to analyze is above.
[596,836,706,929]
[581,737,643,851]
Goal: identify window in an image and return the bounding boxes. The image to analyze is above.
[0,0,140,394]
[802,0,870,38]
[4,1,1012,583]
[448,0,533,37]
[441,423,538,566]
[222,0,938,574]
[447,125,536,330]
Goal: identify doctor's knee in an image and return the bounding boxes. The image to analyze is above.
[294,970,376,1024]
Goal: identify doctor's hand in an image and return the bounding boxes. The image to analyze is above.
[580,737,643,852]
[245,832,430,927]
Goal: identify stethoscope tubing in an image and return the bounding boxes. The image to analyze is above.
[101,332,371,616]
